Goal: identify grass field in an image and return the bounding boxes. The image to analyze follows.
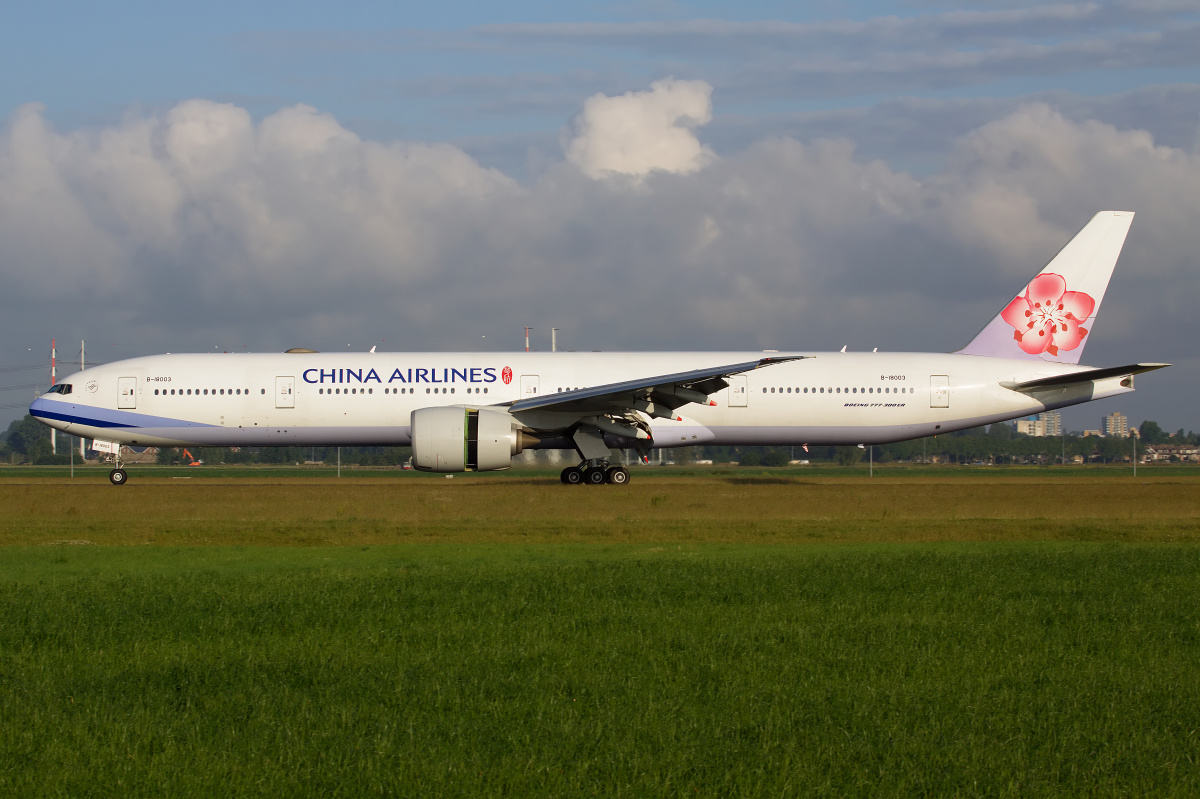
[2,473,1199,546]
[2,475,1199,796]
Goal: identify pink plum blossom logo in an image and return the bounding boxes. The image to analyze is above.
[1000,273,1095,357]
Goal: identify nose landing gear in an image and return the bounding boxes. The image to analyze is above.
[100,443,129,485]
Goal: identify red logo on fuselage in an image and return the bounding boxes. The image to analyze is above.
[501,366,513,385]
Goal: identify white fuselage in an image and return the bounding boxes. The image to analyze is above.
[30,350,1134,449]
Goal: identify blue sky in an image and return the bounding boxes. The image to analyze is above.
[9,1,1199,149]
[2,1,1200,430]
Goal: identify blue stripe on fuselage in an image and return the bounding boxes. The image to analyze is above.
[28,398,218,430]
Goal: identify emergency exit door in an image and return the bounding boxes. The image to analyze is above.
[520,375,539,397]
[727,375,748,407]
[930,375,949,408]
[275,376,295,408]
[117,377,137,409]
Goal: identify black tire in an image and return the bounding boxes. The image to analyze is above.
[562,467,584,485]
[606,466,630,485]
[585,468,607,485]
[109,469,128,485]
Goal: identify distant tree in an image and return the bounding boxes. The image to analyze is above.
[1138,420,1166,444]
[987,422,1014,439]
[4,415,52,461]
[834,447,863,467]
[762,448,790,467]
[738,449,762,467]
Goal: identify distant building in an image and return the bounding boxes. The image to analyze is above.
[1016,411,1063,437]
[1082,429,1103,437]
[1039,411,1062,437]
[1141,444,1200,463]
[1103,412,1129,438]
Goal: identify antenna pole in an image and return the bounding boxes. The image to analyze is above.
[524,326,531,353]
[552,328,558,352]
[80,340,87,459]
[50,339,56,455]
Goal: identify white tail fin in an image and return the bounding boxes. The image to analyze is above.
[958,211,1134,364]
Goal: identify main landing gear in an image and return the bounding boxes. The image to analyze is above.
[560,462,630,485]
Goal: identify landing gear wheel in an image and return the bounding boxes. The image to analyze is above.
[562,467,584,485]
[109,469,128,486]
[606,466,630,485]
[585,468,608,486]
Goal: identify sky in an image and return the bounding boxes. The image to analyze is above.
[2,0,1199,433]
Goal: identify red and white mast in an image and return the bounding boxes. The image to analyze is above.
[50,338,56,454]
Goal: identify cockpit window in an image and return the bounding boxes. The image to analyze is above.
[47,384,72,395]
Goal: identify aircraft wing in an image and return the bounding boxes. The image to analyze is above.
[1004,363,1169,392]
[504,356,808,416]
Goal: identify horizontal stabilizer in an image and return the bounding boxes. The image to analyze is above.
[1002,363,1169,392]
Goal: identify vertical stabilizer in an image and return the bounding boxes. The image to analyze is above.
[958,211,1134,364]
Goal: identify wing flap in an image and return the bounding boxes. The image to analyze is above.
[505,356,808,414]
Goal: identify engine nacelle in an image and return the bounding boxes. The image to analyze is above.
[410,406,534,472]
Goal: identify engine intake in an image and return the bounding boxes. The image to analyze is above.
[410,406,535,472]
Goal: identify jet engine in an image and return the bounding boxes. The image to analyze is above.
[410,406,536,472]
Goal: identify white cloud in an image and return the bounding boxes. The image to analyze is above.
[565,78,715,179]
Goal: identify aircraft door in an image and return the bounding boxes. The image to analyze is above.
[275,376,295,408]
[727,375,747,407]
[930,375,949,408]
[117,377,137,409]
[520,375,539,398]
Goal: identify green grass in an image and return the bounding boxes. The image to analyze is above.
[2,475,1199,546]
[2,475,1198,796]
[3,544,1200,797]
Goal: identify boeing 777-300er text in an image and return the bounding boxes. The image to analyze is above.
[31,211,1168,485]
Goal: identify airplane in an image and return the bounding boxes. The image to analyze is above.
[30,210,1167,486]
